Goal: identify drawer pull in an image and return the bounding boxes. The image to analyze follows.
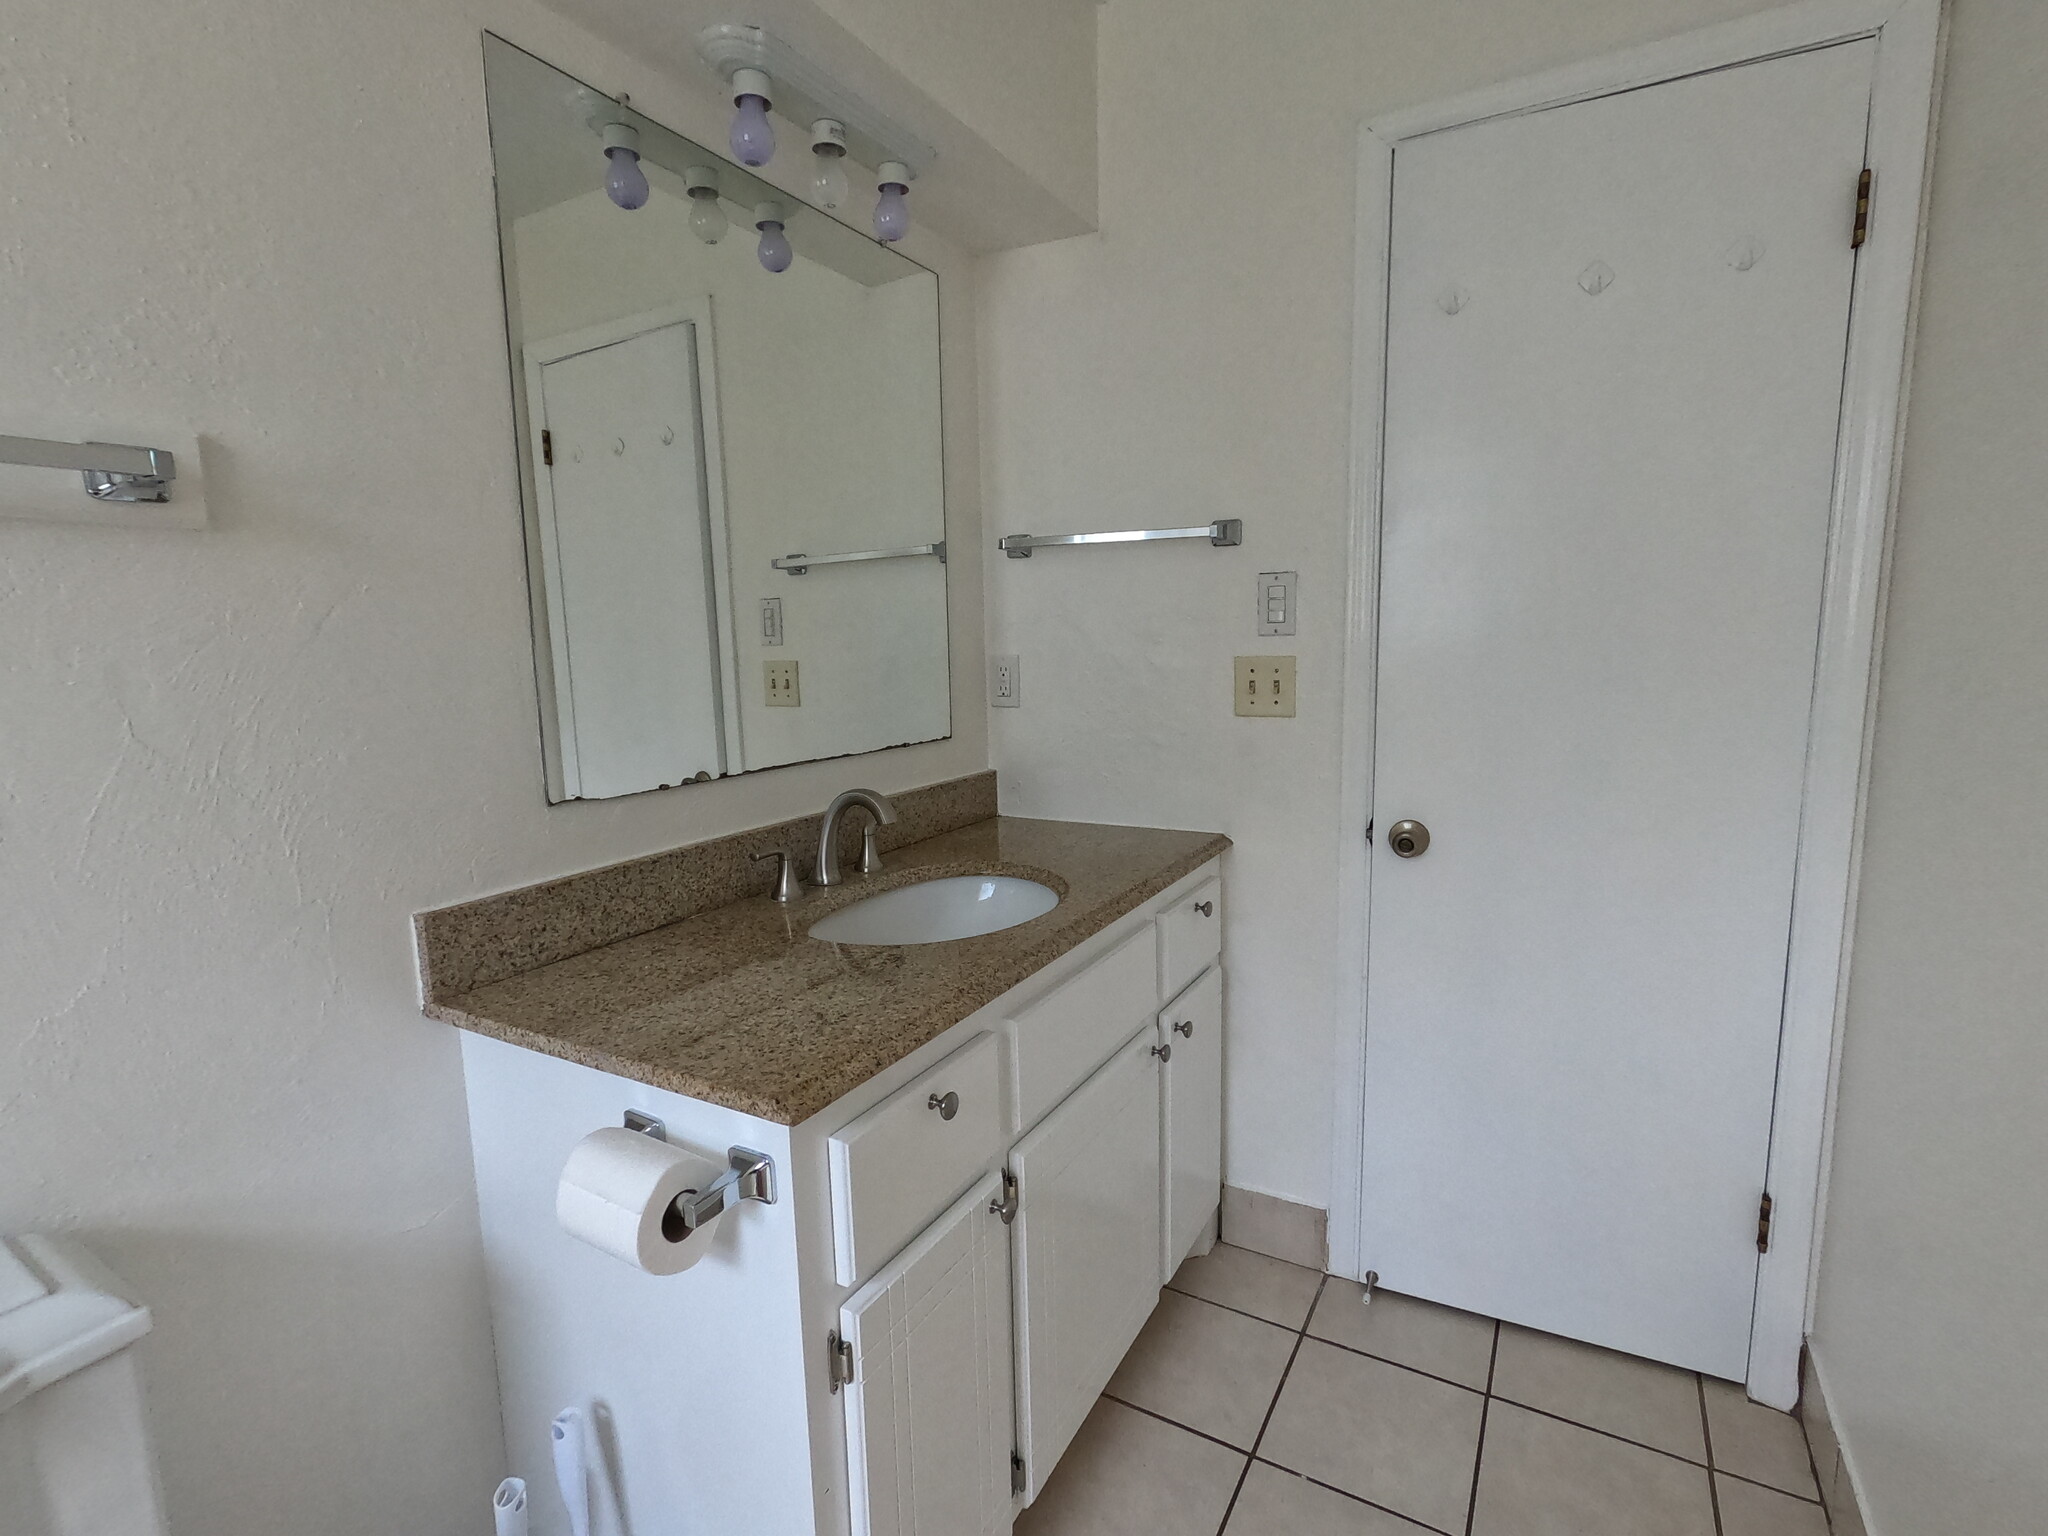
[1194,900,1214,917]
[1172,1019,1194,1038]
[989,1168,1019,1225]
[1152,1042,1172,1063]
[928,1091,960,1121]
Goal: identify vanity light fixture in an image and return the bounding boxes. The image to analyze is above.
[729,67,776,166]
[599,119,649,210]
[809,120,850,210]
[873,161,912,242]
[684,166,728,244]
[755,201,793,273]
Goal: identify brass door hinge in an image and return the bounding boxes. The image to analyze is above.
[1851,168,1873,249]
[1756,1192,1775,1254]
[541,428,554,466]
[827,1329,854,1393]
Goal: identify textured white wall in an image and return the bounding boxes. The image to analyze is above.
[0,3,984,1534]
[1809,3,2048,1533]
[979,0,1784,1213]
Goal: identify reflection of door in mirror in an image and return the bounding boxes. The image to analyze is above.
[526,308,732,799]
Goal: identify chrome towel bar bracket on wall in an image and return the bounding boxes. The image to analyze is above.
[771,541,945,575]
[998,519,1242,558]
[0,434,177,503]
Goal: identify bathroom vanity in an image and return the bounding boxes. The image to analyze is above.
[421,789,1227,1536]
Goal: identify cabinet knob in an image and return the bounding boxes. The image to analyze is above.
[928,1091,959,1121]
[1172,1019,1194,1038]
[1194,900,1214,917]
[1151,1042,1172,1063]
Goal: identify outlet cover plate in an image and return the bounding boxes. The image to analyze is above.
[990,653,1021,708]
[1235,655,1296,717]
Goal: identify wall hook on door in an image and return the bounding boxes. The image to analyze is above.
[1578,259,1616,296]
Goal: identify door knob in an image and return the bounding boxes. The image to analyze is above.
[928,1091,959,1120]
[1388,820,1430,858]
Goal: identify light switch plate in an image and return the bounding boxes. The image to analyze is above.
[989,653,1021,708]
[1257,571,1298,637]
[760,596,783,646]
[765,659,800,706]
[1235,656,1296,717]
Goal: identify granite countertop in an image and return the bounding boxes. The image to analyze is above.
[427,816,1230,1124]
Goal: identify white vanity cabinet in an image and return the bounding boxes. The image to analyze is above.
[1159,964,1225,1281]
[461,857,1222,1536]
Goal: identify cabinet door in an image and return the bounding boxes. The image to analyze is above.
[1160,965,1224,1279]
[1012,1028,1163,1503]
[841,1172,1015,1536]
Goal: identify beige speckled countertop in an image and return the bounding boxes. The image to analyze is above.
[426,816,1229,1124]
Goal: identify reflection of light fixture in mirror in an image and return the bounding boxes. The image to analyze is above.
[600,120,649,210]
[729,67,776,166]
[684,166,727,244]
[873,161,911,242]
[754,201,793,273]
[809,119,849,210]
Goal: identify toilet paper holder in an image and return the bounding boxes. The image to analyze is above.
[623,1111,777,1232]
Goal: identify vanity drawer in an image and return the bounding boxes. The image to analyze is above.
[828,1032,1005,1288]
[1158,876,1222,999]
[1007,926,1159,1134]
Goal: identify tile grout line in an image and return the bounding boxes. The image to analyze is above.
[1463,1321,1501,1536]
[1165,1281,1325,1336]
[1699,1374,1725,1536]
[1101,1393,1262,1459]
[1247,1458,1456,1535]
[1212,1271,1326,1536]
[1493,1397,1719,1472]
[1718,1467,1828,1506]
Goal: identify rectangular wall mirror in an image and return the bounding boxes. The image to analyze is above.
[483,36,951,802]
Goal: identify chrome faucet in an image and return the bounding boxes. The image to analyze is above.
[814,788,898,887]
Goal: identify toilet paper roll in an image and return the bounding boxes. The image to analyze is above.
[557,1127,726,1275]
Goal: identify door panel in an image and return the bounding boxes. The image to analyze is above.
[1011,1029,1162,1502]
[1363,42,1875,1377]
[1160,965,1224,1279]
[840,1172,1015,1536]
[538,320,723,797]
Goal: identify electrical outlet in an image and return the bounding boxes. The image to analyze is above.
[1234,656,1296,717]
[990,653,1021,708]
[760,596,783,646]
[765,659,800,706]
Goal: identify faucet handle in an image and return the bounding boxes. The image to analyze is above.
[860,824,884,876]
[752,849,802,904]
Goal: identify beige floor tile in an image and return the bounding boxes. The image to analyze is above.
[1016,1396,1246,1536]
[1490,1325,1706,1461]
[1471,1402,1717,1536]
[1260,1338,1485,1533]
[1225,1462,1432,1536]
[1716,1474,1830,1536]
[1702,1379,1821,1498]
[1107,1291,1298,1448]
[1170,1242,1324,1328]
[1308,1281,1498,1390]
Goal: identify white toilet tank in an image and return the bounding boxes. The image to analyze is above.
[0,1235,170,1536]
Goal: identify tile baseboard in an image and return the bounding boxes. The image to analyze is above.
[1220,1185,1327,1271]
[1799,1346,1873,1536]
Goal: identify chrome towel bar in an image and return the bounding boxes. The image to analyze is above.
[998,519,1242,558]
[0,434,177,503]
[772,541,946,575]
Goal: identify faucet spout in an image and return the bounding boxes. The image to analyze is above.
[814,788,899,887]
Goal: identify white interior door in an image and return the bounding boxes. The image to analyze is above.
[536,320,723,797]
[840,1172,1015,1536]
[1360,41,1875,1379]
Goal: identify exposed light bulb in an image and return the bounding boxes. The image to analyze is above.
[728,69,775,167]
[809,119,849,210]
[755,202,793,273]
[600,122,648,210]
[684,168,726,244]
[873,161,912,242]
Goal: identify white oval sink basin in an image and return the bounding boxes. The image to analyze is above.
[808,876,1059,946]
